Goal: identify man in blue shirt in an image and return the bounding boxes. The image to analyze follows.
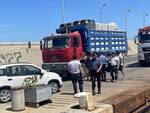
[98,53,107,81]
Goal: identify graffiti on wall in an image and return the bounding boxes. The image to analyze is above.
[0,52,22,64]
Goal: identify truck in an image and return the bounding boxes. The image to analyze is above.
[134,26,150,66]
[40,19,128,79]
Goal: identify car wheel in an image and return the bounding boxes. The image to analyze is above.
[48,81,59,93]
[0,89,11,103]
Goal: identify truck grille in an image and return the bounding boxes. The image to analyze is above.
[47,54,62,62]
[142,47,150,52]
[144,53,150,60]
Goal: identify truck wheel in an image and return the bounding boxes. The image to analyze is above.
[60,71,70,81]
[48,81,59,93]
[0,88,11,103]
[139,61,145,67]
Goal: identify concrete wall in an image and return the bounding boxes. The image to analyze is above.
[0,44,42,66]
[128,40,137,55]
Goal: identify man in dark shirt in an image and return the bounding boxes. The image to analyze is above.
[85,54,91,80]
[89,52,101,96]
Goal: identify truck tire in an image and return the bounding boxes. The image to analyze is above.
[60,71,70,81]
[139,60,145,67]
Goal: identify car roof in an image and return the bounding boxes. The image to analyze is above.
[0,63,36,69]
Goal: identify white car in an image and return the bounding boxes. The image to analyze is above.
[0,63,62,103]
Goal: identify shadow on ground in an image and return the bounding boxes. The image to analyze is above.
[125,62,139,68]
[61,93,74,95]
[126,62,150,68]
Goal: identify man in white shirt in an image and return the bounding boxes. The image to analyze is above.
[68,55,83,94]
[110,51,119,82]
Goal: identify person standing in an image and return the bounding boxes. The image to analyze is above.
[98,53,107,81]
[89,52,101,96]
[110,52,120,82]
[68,55,83,94]
[85,53,91,80]
[118,53,125,79]
[80,52,89,79]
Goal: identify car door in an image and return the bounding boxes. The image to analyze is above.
[5,65,27,87]
[0,69,10,87]
[21,65,46,85]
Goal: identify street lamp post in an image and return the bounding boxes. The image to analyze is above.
[143,13,148,27]
[125,9,130,32]
[100,3,106,23]
[61,0,64,24]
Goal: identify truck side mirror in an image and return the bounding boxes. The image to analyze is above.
[40,40,43,50]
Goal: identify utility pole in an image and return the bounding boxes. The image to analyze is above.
[61,0,64,24]
[100,3,106,23]
[125,9,130,32]
[143,13,148,27]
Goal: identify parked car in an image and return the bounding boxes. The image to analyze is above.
[0,63,62,103]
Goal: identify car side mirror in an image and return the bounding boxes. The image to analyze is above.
[40,72,44,79]
[41,71,44,75]
[39,71,44,79]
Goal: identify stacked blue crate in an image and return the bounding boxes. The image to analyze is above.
[88,30,127,53]
[108,31,127,52]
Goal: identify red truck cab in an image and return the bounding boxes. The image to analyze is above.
[42,32,83,63]
[41,32,83,78]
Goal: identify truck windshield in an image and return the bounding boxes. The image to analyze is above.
[139,34,150,43]
[44,37,68,49]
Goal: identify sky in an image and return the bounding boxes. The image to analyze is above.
[0,0,150,41]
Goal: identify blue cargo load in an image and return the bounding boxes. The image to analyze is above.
[87,30,127,53]
[56,25,128,54]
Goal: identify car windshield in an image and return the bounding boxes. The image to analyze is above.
[44,36,68,49]
[139,34,150,43]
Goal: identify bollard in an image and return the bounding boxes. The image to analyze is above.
[11,87,25,111]
[74,92,94,111]
[28,41,31,49]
